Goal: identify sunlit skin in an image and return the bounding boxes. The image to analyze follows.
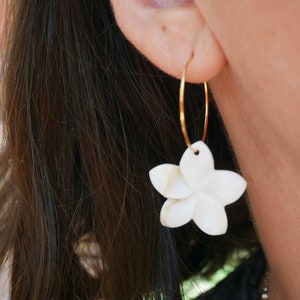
[111,0,300,299]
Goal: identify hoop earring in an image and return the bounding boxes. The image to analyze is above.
[149,55,247,236]
[179,55,209,153]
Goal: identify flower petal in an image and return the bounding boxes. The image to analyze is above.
[200,170,247,206]
[149,164,193,198]
[192,193,228,235]
[180,141,214,189]
[160,196,196,228]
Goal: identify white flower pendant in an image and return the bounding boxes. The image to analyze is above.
[149,141,247,236]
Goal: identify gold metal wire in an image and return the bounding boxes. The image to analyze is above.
[179,56,209,154]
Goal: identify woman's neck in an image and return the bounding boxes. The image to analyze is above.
[210,67,300,300]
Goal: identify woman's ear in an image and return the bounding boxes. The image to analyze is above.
[110,0,226,83]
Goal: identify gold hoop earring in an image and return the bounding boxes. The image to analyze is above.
[149,55,247,236]
[179,55,209,154]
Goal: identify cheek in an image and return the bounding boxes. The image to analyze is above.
[194,0,300,88]
[203,2,300,104]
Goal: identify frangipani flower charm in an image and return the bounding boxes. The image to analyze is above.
[149,141,247,236]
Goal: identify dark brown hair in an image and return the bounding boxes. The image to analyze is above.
[0,0,258,299]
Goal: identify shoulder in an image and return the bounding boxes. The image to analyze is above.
[195,248,266,300]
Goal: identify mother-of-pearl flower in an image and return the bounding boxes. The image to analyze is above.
[149,141,247,236]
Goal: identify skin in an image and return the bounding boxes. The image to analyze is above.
[111,0,300,299]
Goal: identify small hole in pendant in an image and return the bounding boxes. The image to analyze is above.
[193,149,199,155]
[188,145,200,155]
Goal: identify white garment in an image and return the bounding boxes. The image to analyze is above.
[0,256,11,300]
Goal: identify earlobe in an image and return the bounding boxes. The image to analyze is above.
[110,0,226,83]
